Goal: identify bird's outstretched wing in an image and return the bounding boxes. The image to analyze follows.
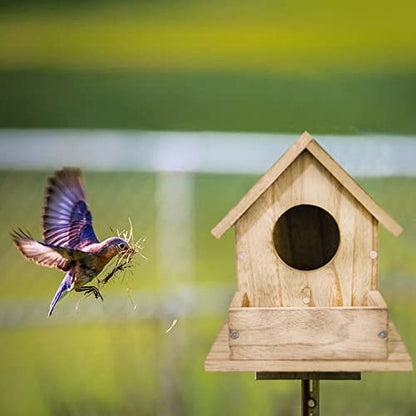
[11,229,92,271]
[43,168,99,249]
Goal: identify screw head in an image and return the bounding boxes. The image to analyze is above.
[229,330,239,340]
[307,399,316,408]
[370,250,378,259]
[378,330,387,339]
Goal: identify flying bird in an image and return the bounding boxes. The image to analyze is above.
[11,168,129,316]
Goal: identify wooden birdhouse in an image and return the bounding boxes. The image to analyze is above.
[205,132,412,373]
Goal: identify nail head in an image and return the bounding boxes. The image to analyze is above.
[378,330,387,339]
[230,330,239,340]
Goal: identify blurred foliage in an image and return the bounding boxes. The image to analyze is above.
[0,70,416,133]
[0,171,415,415]
[1,0,415,73]
[1,0,416,133]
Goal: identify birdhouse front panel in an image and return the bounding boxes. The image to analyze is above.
[235,150,376,308]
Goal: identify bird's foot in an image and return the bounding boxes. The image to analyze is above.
[78,285,104,301]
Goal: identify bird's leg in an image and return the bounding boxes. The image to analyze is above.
[99,263,132,285]
[76,285,104,301]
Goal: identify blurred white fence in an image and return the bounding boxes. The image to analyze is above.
[1,129,416,175]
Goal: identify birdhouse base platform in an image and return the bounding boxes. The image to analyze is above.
[205,291,412,373]
[205,319,412,372]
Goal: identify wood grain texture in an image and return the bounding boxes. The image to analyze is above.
[205,320,413,372]
[230,291,250,307]
[235,150,374,307]
[211,133,402,239]
[211,131,313,239]
[228,306,388,361]
[306,140,402,236]
[368,290,387,308]
[206,134,409,374]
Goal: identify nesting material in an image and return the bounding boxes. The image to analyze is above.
[100,220,146,285]
[166,319,178,334]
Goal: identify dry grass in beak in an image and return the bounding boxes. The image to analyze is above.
[100,219,146,285]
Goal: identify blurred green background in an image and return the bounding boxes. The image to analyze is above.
[1,1,415,415]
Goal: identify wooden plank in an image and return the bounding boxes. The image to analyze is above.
[367,290,388,308]
[371,218,379,289]
[235,151,374,307]
[350,202,373,306]
[306,140,403,237]
[211,131,313,239]
[228,307,388,360]
[235,188,282,307]
[386,321,410,360]
[206,322,231,359]
[211,133,402,239]
[205,319,413,372]
[230,291,250,308]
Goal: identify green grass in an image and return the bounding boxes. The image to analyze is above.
[1,171,416,415]
[1,69,416,134]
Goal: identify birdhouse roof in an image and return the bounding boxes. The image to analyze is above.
[212,131,403,238]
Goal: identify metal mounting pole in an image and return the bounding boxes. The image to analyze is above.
[256,372,361,415]
[302,379,319,416]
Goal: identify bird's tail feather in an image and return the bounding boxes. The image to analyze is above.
[48,273,73,317]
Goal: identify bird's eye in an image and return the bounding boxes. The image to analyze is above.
[118,243,126,249]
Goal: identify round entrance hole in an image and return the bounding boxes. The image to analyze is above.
[273,204,340,271]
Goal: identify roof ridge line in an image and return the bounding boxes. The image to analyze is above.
[211,132,402,239]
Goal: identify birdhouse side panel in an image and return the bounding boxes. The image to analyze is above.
[235,150,375,307]
[371,217,379,289]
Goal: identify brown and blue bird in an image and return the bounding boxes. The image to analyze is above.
[11,168,129,316]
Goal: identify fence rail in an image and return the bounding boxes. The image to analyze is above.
[1,129,416,175]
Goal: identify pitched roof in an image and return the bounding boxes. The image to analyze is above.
[211,131,403,238]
